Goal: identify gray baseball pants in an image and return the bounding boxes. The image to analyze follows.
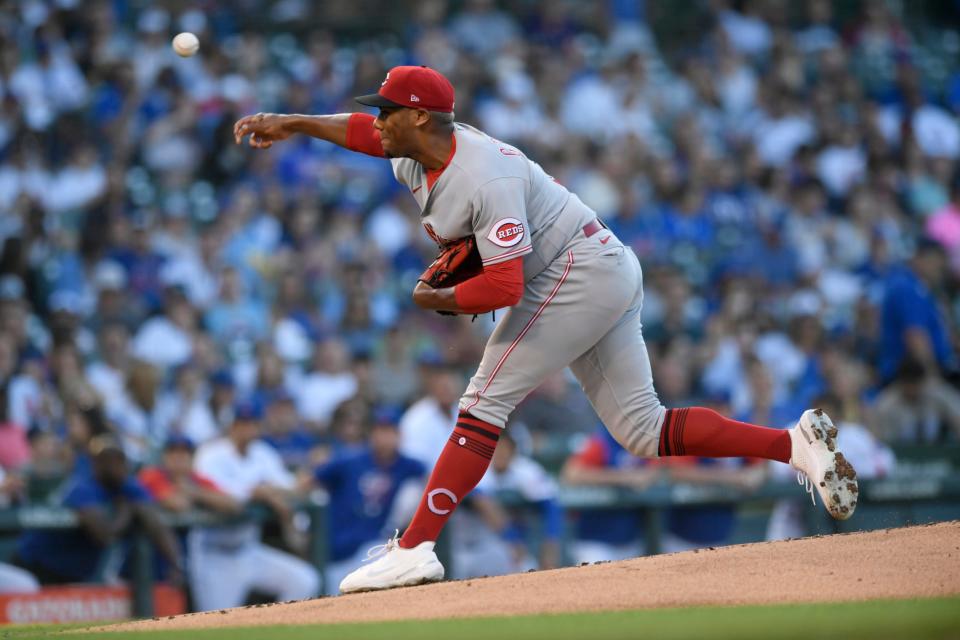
[459,230,665,457]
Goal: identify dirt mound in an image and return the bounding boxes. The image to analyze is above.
[104,521,960,632]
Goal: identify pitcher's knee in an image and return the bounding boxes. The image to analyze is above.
[606,401,665,458]
[457,393,511,429]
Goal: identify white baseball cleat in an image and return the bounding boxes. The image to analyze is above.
[789,408,859,520]
[339,532,444,594]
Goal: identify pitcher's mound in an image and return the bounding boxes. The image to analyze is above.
[107,520,960,632]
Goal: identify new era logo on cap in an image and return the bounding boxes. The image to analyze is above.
[355,66,455,113]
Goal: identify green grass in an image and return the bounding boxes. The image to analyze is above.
[3,597,959,640]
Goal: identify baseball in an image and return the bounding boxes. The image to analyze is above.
[172,32,200,57]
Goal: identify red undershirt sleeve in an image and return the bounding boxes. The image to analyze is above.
[454,256,524,314]
[345,113,385,157]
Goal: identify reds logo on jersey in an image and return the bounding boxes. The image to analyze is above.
[488,218,525,248]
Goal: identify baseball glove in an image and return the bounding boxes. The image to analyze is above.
[418,235,483,289]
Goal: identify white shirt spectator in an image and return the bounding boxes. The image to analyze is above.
[561,74,622,141]
[0,163,52,211]
[816,144,866,196]
[877,104,960,158]
[194,437,295,501]
[719,9,772,57]
[754,113,816,167]
[158,255,217,309]
[272,317,314,364]
[155,392,219,445]
[9,46,88,130]
[912,105,960,159]
[106,394,163,464]
[43,158,107,214]
[716,61,758,116]
[399,396,458,467]
[478,73,547,144]
[132,317,193,369]
[189,438,318,611]
[365,202,412,259]
[86,361,127,414]
[295,370,357,426]
[485,455,557,502]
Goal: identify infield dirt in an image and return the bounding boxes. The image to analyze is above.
[102,520,960,632]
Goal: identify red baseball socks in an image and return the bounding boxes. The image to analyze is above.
[399,412,500,549]
[658,407,791,462]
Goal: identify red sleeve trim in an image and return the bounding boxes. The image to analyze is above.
[345,113,385,157]
[454,256,524,314]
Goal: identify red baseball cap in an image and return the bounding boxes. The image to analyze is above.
[355,65,455,113]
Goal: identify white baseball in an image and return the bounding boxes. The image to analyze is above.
[172,32,200,57]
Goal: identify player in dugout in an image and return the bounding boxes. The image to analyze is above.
[233,65,859,593]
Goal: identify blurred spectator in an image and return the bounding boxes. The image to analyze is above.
[399,360,462,467]
[511,371,600,457]
[872,358,960,443]
[324,399,371,461]
[879,240,957,383]
[486,431,562,570]
[313,412,425,594]
[108,359,162,462]
[207,369,238,431]
[139,436,240,515]
[261,391,321,471]
[155,361,219,445]
[131,287,195,370]
[447,0,520,57]
[86,323,132,416]
[190,400,319,611]
[296,338,358,430]
[371,326,421,406]
[562,427,659,564]
[205,267,269,348]
[13,436,183,585]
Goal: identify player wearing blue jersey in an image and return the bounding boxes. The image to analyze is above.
[313,415,426,594]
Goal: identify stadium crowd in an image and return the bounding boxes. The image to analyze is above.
[0,0,959,610]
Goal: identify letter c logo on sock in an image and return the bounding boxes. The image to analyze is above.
[427,488,458,515]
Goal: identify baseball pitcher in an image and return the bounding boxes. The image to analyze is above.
[234,65,858,593]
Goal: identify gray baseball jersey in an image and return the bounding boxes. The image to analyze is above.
[396,123,665,453]
[391,123,595,281]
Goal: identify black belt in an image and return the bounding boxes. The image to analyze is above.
[582,218,608,238]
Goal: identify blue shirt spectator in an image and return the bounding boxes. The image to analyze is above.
[879,244,956,382]
[313,423,425,563]
[16,438,156,583]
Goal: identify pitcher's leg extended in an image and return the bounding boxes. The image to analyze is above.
[571,289,858,520]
